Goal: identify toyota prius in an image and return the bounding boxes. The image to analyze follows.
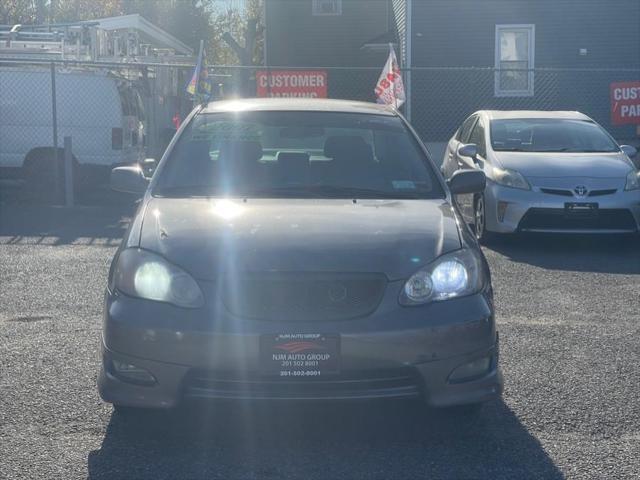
[442,110,640,242]
[99,98,502,414]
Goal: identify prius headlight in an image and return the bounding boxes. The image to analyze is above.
[625,169,640,191]
[401,249,485,305]
[491,166,530,190]
[113,248,204,308]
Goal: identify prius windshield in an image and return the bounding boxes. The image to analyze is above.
[490,118,619,153]
[154,111,444,199]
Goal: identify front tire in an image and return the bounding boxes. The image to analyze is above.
[474,195,498,245]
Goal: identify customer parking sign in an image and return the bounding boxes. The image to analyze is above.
[611,81,640,125]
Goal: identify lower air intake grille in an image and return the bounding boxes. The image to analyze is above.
[519,208,637,231]
[184,368,422,400]
[222,272,387,321]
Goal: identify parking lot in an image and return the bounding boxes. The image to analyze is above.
[0,193,639,480]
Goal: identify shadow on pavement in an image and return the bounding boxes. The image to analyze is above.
[0,203,135,246]
[486,233,640,274]
[87,400,562,480]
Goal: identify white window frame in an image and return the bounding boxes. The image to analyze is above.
[494,24,535,97]
[312,0,342,16]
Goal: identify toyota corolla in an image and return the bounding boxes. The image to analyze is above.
[99,98,502,414]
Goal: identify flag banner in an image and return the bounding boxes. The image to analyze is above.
[186,47,202,96]
[186,41,212,100]
[374,47,405,108]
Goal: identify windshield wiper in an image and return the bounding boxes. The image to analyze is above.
[155,184,430,199]
[245,185,425,199]
[534,148,616,153]
[493,147,526,152]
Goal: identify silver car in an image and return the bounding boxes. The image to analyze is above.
[442,111,639,242]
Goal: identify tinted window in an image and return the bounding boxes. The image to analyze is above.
[490,119,619,153]
[154,111,444,199]
[457,115,478,143]
[468,122,486,157]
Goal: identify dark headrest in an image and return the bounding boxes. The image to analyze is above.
[324,136,372,160]
[276,151,310,169]
[219,140,263,164]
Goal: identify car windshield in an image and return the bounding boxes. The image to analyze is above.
[490,118,619,153]
[154,111,444,199]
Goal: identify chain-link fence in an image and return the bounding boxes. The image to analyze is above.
[1,58,638,202]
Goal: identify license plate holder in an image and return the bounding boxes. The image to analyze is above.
[260,334,340,377]
[564,202,599,217]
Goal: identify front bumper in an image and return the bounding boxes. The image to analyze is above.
[484,181,640,234]
[98,288,502,408]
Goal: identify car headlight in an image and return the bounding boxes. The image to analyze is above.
[491,166,530,190]
[625,169,640,191]
[113,248,204,308]
[400,249,485,305]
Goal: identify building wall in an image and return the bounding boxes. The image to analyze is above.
[411,0,640,68]
[265,0,391,67]
[409,0,640,142]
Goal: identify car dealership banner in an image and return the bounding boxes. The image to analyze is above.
[374,47,405,108]
[611,81,640,125]
[256,70,327,98]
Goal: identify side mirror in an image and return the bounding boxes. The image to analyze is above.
[457,143,478,159]
[141,157,157,177]
[621,145,638,158]
[447,169,486,195]
[111,165,148,194]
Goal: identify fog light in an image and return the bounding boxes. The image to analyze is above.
[449,356,491,383]
[497,202,509,222]
[111,359,156,385]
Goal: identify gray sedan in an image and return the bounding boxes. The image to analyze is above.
[442,110,639,242]
[99,98,502,414]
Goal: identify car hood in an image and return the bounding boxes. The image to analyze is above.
[494,151,634,179]
[138,198,461,281]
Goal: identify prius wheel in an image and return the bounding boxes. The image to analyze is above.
[474,195,497,245]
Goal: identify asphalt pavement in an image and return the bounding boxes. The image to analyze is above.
[0,199,639,479]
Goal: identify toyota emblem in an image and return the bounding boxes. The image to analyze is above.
[574,185,588,197]
[327,283,347,303]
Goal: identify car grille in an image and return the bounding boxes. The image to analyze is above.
[222,272,387,321]
[518,208,637,231]
[588,189,618,197]
[539,188,618,197]
[539,188,573,197]
[183,368,422,400]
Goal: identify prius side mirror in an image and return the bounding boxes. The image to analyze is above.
[447,169,486,195]
[111,165,149,195]
[457,143,478,159]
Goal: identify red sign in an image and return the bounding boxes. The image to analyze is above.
[256,70,327,98]
[611,81,640,125]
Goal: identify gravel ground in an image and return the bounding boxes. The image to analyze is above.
[0,201,639,479]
